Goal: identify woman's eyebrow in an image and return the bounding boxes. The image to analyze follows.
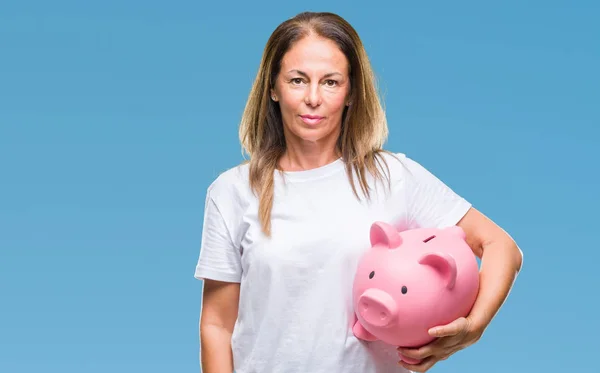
[286,69,343,78]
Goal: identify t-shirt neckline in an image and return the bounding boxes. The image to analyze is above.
[276,157,344,182]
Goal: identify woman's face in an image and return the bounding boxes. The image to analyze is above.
[271,34,351,149]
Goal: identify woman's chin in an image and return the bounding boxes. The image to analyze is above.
[294,129,332,143]
[285,120,340,144]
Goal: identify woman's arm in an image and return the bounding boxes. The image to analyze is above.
[454,207,523,331]
[200,279,240,373]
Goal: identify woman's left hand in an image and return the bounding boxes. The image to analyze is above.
[396,316,485,372]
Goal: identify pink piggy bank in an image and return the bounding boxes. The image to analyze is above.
[352,221,480,365]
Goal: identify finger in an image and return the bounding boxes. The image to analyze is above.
[399,336,460,362]
[398,356,437,373]
[428,317,469,338]
[397,343,436,360]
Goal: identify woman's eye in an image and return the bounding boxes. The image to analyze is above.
[325,80,337,87]
[291,78,303,84]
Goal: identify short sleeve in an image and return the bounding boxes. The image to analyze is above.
[400,154,472,229]
[194,193,243,283]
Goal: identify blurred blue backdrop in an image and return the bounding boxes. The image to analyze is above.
[1,1,598,372]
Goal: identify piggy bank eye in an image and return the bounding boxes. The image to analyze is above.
[369,271,375,279]
[401,286,408,294]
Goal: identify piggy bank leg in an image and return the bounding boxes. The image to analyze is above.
[352,320,378,341]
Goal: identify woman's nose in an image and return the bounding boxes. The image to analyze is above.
[304,84,322,106]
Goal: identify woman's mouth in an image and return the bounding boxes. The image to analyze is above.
[300,115,324,125]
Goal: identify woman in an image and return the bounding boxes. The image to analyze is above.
[194,11,523,373]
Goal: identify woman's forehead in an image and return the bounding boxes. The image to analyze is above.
[280,36,349,74]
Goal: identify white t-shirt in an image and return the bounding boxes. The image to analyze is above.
[194,152,472,373]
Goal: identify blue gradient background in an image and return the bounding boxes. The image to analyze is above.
[1,1,598,372]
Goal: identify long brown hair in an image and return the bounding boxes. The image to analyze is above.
[239,11,393,236]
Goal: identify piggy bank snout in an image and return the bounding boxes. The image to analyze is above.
[358,288,398,327]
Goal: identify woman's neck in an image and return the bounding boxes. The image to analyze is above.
[278,144,341,172]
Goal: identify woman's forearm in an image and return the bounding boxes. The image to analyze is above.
[469,236,523,331]
[200,324,235,373]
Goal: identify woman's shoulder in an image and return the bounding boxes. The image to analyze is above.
[374,150,436,187]
[375,150,413,177]
[377,150,409,164]
[205,161,252,204]
[377,149,463,195]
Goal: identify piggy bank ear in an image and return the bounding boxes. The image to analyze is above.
[418,252,457,289]
[445,226,466,240]
[370,221,402,249]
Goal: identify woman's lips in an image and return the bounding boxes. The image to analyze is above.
[300,115,324,125]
